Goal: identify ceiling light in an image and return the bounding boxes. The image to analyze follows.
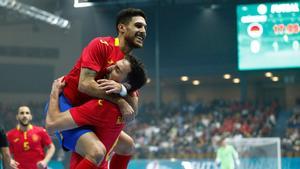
[0,0,71,29]
[233,78,240,84]
[223,74,231,79]
[265,72,273,77]
[192,80,200,85]
[272,76,279,82]
[181,76,189,82]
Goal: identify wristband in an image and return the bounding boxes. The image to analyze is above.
[119,84,128,97]
[123,82,132,91]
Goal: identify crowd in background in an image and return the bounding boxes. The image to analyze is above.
[282,102,300,156]
[0,98,299,160]
[126,99,285,159]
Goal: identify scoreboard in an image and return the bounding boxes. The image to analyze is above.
[237,2,300,70]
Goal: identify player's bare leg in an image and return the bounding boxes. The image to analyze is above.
[114,131,135,155]
[75,132,106,167]
[110,131,135,169]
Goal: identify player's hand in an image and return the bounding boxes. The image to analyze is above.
[36,160,47,169]
[9,159,19,169]
[97,79,122,94]
[117,99,135,123]
[50,76,66,97]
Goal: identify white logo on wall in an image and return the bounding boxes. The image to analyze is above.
[181,161,215,169]
[146,161,172,169]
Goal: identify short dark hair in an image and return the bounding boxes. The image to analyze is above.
[125,54,147,92]
[116,8,146,32]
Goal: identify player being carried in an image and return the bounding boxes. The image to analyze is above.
[46,55,147,169]
[43,8,147,169]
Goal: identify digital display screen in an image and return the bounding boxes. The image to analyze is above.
[237,2,300,70]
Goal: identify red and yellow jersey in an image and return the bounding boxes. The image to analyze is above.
[69,99,125,168]
[70,99,125,137]
[63,36,125,106]
[6,125,52,169]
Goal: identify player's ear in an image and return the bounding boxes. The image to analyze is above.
[118,23,126,34]
[29,114,33,121]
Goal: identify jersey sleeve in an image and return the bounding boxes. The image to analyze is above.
[40,128,52,147]
[0,127,8,147]
[81,38,109,72]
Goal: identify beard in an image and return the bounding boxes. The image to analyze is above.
[127,37,142,48]
[126,33,144,49]
[19,120,30,126]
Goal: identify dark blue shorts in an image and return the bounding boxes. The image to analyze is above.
[44,94,92,151]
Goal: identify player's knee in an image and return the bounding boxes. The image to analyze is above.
[86,142,106,164]
[119,136,136,155]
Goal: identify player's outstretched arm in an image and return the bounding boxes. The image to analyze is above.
[45,78,78,134]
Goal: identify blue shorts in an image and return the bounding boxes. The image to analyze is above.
[43,94,92,151]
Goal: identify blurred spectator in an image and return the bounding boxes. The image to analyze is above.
[1,98,299,159]
[126,98,287,158]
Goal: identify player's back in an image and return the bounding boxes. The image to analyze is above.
[63,36,125,106]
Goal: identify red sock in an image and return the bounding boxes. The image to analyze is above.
[109,154,132,169]
[70,152,82,169]
[75,158,98,169]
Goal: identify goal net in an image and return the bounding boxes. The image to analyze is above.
[226,137,281,169]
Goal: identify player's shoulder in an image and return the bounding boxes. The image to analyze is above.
[32,126,47,133]
[87,36,115,55]
[98,36,114,42]
[93,36,115,46]
[6,128,17,137]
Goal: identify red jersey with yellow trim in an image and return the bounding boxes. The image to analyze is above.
[63,36,125,106]
[6,125,52,169]
[69,99,125,168]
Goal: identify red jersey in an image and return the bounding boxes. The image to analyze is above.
[63,37,125,106]
[6,125,52,169]
[69,99,125,168]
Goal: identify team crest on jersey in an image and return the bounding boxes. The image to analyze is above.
[98,99,103,106]
[13,138,19,143]
[32,134,39,142]
[107,60,114,65]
